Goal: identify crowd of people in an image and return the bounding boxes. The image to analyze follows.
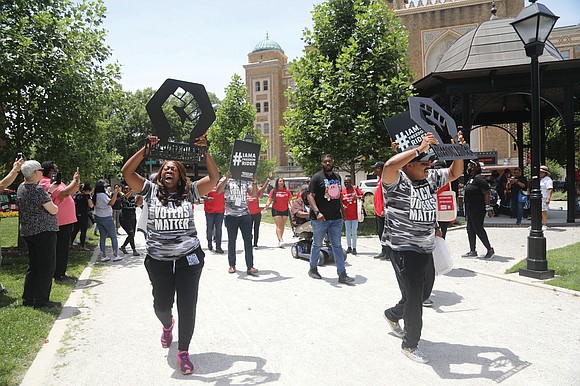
[3,131,574,373]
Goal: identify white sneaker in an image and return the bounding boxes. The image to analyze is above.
[401,347,429,364]
[112,255,123,262]
[278,240,284,248]
[100,255,111,262]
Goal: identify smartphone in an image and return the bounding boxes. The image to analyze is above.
[16,153,23,160]
[76,167,79,173]
[51,172,62,185]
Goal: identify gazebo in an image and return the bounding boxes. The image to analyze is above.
[413,16,579,223]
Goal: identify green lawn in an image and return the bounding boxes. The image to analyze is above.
[506,242,580,291]
[0,216,93,386]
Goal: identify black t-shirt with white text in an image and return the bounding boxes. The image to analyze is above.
[308,170,342,220]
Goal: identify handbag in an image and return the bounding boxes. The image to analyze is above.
[518,190,528,204]
[432,236,453,275]
[357,198,364,223]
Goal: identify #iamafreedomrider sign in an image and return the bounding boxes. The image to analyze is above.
[229,140,261,181]
[383,97,477,161]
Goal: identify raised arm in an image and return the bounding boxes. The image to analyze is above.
[193,136,220,197]
[383,133,439,184]
[447,131,466,182]
[0,158,24,190]
[121,135,158,193]
[215,170,231,194]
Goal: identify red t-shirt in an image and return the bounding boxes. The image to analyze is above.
[247,193,261,215]
[269,188,292,212]
[373,178,384,216]
[342,186,362,220]
[203,187,224,214]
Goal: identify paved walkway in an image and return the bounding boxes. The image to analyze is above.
[22,203,580,386]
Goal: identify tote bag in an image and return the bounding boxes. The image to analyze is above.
[357,198,364,223]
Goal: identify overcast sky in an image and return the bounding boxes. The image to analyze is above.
[102,0,579,99]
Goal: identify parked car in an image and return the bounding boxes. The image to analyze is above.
[358,179,378,199]
[0,189,18,212]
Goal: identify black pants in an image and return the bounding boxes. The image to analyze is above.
[465,203,492,251]
[23,231,57,307]
[144,250,204,352]
[71,214,89,248]
[385,246,430,349]
[120,211,137,251]
[224,214,254,270]
[376,215,385,240]
[251,212,262,246]
[55,223,74,278]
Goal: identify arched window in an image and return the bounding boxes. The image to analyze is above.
[255,81,260,92]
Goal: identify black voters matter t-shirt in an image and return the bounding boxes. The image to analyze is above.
[308,170,342,220]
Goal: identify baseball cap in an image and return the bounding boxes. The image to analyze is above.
[371,161,385,169]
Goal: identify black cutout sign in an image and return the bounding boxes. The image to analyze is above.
[383,97,476,161]
[146,79,215,147]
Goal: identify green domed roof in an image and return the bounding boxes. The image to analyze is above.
[252,33,284,53]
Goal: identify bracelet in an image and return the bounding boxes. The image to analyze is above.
[414,149,420,157]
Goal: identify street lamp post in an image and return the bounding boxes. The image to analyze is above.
[511,0,558,279]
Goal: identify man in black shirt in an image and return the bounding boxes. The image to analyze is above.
[307,154,354,284]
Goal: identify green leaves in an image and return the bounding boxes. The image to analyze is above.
[283,0,413,179]
[0,0,120,181]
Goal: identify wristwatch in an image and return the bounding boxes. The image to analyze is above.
[313,210,320,216]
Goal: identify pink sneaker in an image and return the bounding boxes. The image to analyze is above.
[161,318,174,348]
[176,351,194,374]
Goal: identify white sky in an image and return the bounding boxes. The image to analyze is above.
[102,0,579,99]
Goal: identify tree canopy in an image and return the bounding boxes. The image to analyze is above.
[0,0,121,182]
[282,0,414,177]
[207,74,275,179]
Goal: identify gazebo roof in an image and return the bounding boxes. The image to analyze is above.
[435,17,562,73]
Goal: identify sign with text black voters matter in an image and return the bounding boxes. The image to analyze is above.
[383,97,476,161]
[229,140,261,181]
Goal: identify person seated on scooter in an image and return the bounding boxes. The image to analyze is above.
[291,185,312,234]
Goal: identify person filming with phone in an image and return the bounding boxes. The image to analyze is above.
[39,161,81,283]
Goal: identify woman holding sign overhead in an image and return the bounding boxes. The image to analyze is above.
[121,134,219,375]
[216,170,259,276]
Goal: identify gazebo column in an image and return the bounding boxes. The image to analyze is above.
[517,121,525,171]
[564,85,576,223]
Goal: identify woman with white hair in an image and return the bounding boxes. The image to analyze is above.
[16,160,60,309]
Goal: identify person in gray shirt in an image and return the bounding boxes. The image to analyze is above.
[122,135,219,375]
[216,170,259,275]
[382,132,465,364]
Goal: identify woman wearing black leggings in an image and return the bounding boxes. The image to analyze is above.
[119,185,142,256]
[461,160,495,259]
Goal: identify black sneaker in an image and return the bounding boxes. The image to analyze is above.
[373,252,385,259]
[34,301,62,309]
[461,250,477,257]
[338,272,354,284]
[422,299,433,307]
[483,248,495,259]
[308,268,322,279]
[119,246,128,254]
[208,244,213,251]
[215,247,224,254]
[352,248,357,255]
[345,247,352,254]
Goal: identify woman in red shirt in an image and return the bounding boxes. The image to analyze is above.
[262,177,293,248]
[341,176,362,255]
[247,175,271,248]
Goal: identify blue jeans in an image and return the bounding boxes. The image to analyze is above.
[94,215,118,256]
[224,214,254,270]
[205,212,224,249]
[344,219,358,249]
[310,218,345,275]
[510,195,524,224]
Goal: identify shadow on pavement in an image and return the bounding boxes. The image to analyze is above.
[236,269,292,284]
[423,340,531,383]
[167,350,281,384]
